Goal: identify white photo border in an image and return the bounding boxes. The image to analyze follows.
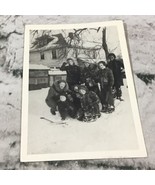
[20,21,147,162]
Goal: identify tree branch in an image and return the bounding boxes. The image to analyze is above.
[102,28,109,61]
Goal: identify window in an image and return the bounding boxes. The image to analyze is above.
[52,49,57,59]
[40,53,45,60]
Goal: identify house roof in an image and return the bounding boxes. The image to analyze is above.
[29,64,50,70]
[30,43,66,52]
[48,69,66,75]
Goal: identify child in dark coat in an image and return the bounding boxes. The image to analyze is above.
[57,94,76,120]
[71,85,81,113]
[45,80,76,120]
[80,63,100,98]
[107,53,124,101]
[77,85,101,122]
[98,61,115,113]
[60,58,81,90]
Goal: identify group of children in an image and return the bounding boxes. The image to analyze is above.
[45,53,124,122]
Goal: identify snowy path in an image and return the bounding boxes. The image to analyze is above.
[28,81,138,155]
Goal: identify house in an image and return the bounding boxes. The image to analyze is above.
[30,33,101,67]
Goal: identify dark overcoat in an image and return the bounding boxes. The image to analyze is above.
[80,90,101,115]
[97,68,114,106]
[107,59,124,87]
[80,64,100,96]
[45,80,71,111]
[60,62,81,86]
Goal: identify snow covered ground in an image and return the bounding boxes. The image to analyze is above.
[27,80,138,155]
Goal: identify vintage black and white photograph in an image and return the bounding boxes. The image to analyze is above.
[21,21,147,162]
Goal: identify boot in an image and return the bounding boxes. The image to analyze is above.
[106,105,115,113]
[117,97,124,101]
[101,106,108,113]
[50,109,56,115]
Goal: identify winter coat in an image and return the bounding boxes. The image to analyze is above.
[97,68,114,106]
[107,59,124,87]
[80,64,99,86]
[60,62,81,85]
[80,64,100,97]
[57,100,76,120]
[71,91,81,111]
[80,91,100,112]
[97,68,114,89]
[45,80,73,111]
[77,90,101,121]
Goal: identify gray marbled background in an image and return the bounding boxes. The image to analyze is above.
[0,15,155,170]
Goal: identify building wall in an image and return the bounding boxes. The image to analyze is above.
[49,75,66,86]
[29,69,49,90]
[30,50,63,68]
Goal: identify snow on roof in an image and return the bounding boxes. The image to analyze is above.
[29,64,50,70]
[30,43,61,52]
[48,70,66,75]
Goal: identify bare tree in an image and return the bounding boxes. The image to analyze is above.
[102,28,109,61]
[90,27,110,61]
